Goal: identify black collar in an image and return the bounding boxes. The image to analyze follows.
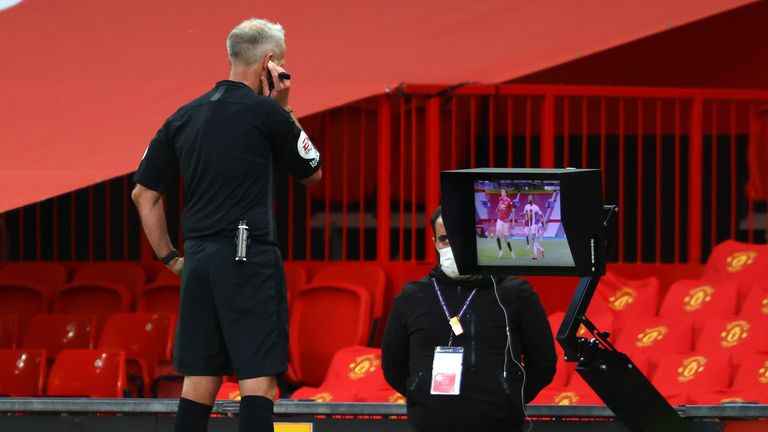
[215,80,251,90]
[430,266,491,288]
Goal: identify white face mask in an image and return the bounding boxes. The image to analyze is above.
[438,247,471,280]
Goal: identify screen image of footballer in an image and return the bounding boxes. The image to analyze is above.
[474,179,576,267]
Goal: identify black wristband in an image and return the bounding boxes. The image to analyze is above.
[159,250,179,265]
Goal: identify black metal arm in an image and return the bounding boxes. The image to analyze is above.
[555,205,693,432]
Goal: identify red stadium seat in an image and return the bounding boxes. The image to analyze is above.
[21,314,97,361]
[530,372,604,405]
[291,346,399,403]
[695,316,768,365]
[0,263,64,333]
[587,271,660,331]
[0,262,68,292]
[287,282,371,386]
[46,349,126,398]
[691,353,768,404]
[0,349,46,396]
[98,313,175,397]
[0,314,19,349]
[53,281,133,317]
[134,289,180,396]
[72,262,146,296]
[283,262,308,313]
[613,315,694,373]
[740,279,768,320]
[651,352,731,406]
[0,281,51,317]
[658,279,739,334]
[701,240,768,299]
[312,263,386,346]
[52,263,145,319]
[139,280,181,398]
[136,281,180,315]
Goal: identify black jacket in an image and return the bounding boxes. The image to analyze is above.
[382,267,557,432]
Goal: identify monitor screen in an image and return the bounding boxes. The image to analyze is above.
[474,179,575,268]
[441,168,605,277]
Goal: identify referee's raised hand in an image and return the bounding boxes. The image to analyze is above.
[261,60,291,109]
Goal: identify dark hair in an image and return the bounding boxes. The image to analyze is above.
[430,206,442,234]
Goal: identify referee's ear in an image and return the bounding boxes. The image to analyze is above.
[261,52,274,71]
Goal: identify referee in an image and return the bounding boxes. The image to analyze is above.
[132,18,322,432]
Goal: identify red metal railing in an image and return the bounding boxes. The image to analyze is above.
[1,84,767,264]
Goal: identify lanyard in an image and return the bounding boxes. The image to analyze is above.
[431,277,478,337]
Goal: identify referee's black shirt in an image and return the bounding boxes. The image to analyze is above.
[134,80,321,243]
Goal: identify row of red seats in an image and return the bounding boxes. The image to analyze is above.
[588,241,768,331]
[0,312,174,397]
[570,273,768,363]
[286,340,768,407]
[533,349,768,406]
[284,344,768,407]
[0,262,180,343]
[539,240,768,406]
[588,271,768,336]
[0,260,402,392]
[0,349,127,398]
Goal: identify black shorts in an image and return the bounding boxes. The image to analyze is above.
[174,237,288,379]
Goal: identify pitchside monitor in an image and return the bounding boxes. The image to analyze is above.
[440,168,605,277]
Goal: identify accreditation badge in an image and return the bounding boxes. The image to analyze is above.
[430,346,464,395]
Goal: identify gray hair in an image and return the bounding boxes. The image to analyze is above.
[226,18,286,66]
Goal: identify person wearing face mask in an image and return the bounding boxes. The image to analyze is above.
[132,18,322,432]
[382,206,557,432]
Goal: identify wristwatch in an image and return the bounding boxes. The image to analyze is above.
[159,250,179,265]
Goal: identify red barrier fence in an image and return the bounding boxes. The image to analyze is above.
[2,84,768,264]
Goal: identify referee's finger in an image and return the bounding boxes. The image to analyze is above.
[267,61,282,87]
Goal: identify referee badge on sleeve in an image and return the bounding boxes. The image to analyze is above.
[297,131,320,167]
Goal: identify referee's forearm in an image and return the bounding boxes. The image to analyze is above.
[132,187,176,257]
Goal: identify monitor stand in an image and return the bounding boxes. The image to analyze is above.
[556,275,693,432]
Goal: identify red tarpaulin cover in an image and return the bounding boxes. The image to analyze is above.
[0,0,756,211]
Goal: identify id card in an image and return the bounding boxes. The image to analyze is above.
[430,346,463,395]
